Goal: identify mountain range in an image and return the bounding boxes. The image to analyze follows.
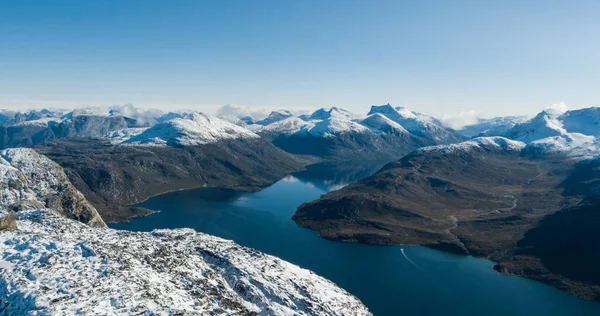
[2,103,600,306]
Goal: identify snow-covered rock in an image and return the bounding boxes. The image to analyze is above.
[416,137,526,155]
[525,133,600,160]
[0,210,371,315]
[559,107,600,137]
[360,113,409,135]
[368,104,464,144]
[458,116,529,138]
[255,110,294,126]
[104,127,149,145]
[121,112,260,147]
[306,107,359,121]
[0,148,105,227]
[506,110,566,143]
[11,117,62,127]
[253,117,316,136]
[308,117,371,138]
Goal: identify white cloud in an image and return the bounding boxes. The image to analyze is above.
[546,102,569,114]
[440,110,483,129]
[215,104,311,120]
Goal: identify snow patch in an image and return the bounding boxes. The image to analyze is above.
[0,210,371,315]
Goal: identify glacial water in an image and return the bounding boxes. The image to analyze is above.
[111,161,600,316]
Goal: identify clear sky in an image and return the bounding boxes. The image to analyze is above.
[0,0,598,118]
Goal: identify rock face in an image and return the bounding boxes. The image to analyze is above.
[0,211,16,231]
[0,209,371,315]
[0,148,106,227]
[35,138,309,223]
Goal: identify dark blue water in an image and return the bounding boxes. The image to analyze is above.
[111,162,600,316]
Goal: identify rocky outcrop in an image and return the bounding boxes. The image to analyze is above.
[0,210,371,315]
[0,148,106,227]
[0,211,16,231]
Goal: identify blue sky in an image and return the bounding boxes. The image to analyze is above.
[0,0,598,117]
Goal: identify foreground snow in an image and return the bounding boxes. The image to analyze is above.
[0,210,370,315]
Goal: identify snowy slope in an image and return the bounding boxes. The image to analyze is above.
[416,137,526,155]
[458,116,529,138]
[506,110,566,143]
[360,113,409,135]
[307,107,359,121]
[253,117,316,136]
[255,110,294,126]
[368,104,464,144]
[104,127,149,145]
[559,107,600,136]
[121,112,260,146]
[0,210,371,315]
[308,117,371,138]
[0,148,105,227]
[525,133,600,160]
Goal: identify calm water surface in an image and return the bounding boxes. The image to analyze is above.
[111,161,600,316]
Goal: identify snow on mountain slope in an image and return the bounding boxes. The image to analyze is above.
[368,104,464,144]
[559,107,600,136]
[0,209,370,315]
[360,113,409,135]
[121,112,259,146]
[104,127,149,144]
[458,116,529,138]
[253,117,316,136]
[526,133,600,160]
[11,117,62,127]
[308,117,371,138]
[416,137,526,155]
[307,107,359,121]
[0,148,105,227]
[255,110,294,126]
[506,109,566,143]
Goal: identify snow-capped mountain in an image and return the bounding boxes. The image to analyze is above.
[306,107,359,121]
[308,117,370,138]
[0,148,105,227]
[0,210,370,315]
[506,109,566,143]
[415,136,526,156]
[504,107,600,159]
[119,112,260,146]
[457,116,529,138]
[367,104,465,144]
[360,113,410,135]
[255,110,294,125]
[559,107,600,137]
[250,117,316,136]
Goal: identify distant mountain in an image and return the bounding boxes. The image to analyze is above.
[306,107,359,121]
[294,136,600,300]
[254,110,294,125]
[0,107,158,149]
[359,113,410,135]
[457,116,529,138]
[116,112,259,147]
[254,112,428,159]
[559,106,600,136]
[367,104,466,144]
[506,109,566,142]
[504,108,600,159]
